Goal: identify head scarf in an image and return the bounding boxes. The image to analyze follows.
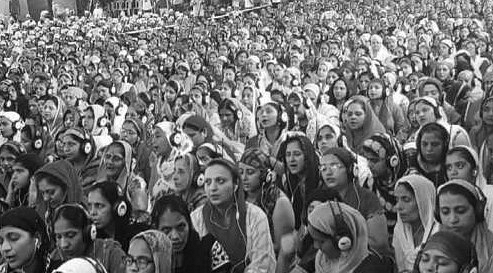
[392,174,437,272]
[64,127,97,166]
[0,207,50,272]
[343,95,386,151]
[314,120,341,152]
[45,96,67,136]
[0,111,24,142]
[308,201,368,273]
[53,257,108,273]
[87,104,107,136]
[98,140,133,190]
[422,231,475,270]
[129,230,173,273]
[105,97,127,135]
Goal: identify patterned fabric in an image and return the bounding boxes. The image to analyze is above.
[130,230,173,273]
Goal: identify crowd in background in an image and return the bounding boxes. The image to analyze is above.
[0,0,492,272]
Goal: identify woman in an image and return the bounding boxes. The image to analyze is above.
[446,145,493,230]
[41,95,66,137]
[0,141,27,198]
[171,153,207,212]
[82,105,112,153]
[278,134,320,230]
[196,143,234,167]
[343,95,386,151]
[307,201,392,273]
[5,153,44,208]
[0,207,51,273]
[469,96,493,150]
[50,204,127,273]
[319,147,390,255]
[87,182,148,252]
[417,231,478,273]
[436,180,493,273]
[191,158,276,272]
[366,79,407,137]
[413,96,471,147]
[245,101,291,175]
[97,141,134,190]
[0,111,25,143]
[125,230,173,273]
[327,78,352,110]
[61,128,99,191]
[239,148,295,253]
[120,118,152,183]
[415,122,449,187]
[62,108,82,129]
[34,160,83,229]
[218,98,254,146]
[392,174,437,273]
[151,195,204,273]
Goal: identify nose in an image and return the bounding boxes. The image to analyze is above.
[42,193,51,202]
[394,201,403,212]
[59,237,69,250]
[168,229,180,242]
[419,258,435,273]
[1,240,12,252]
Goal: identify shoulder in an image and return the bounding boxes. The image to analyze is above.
[354,252,395,273]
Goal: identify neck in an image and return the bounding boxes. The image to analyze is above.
[410,220,423,234]
[246,188,261,204]
[104,223,116,239]
[21,252,41,273]
[265,126,281,143]
[337,185,349,200]
[214,200,235,215]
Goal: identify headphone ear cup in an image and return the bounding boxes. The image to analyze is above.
[337,236,352,251]
[99,117,108,127]
[114,200,128,217]
[86,223,97,242]
[84,142,92,155]
[389,155,399,168]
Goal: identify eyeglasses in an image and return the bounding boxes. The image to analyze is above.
[123,255,153,270]
[319,162,345,172]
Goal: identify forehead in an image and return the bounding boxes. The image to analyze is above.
[320,154,342,164]
[128,238,152,257]
[205,164,232,178]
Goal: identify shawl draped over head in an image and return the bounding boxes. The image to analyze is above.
[308,201,369,273]
[46,96,67,136]
[98,140,133,190]
[129,230,173,273]
[392,174,437,272]
[437,179,493,273]
[53,257,108,273]
[343,95,386,151]
[0,111,24,142]
[88,104,107,136]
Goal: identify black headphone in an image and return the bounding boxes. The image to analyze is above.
[113,183,129,218]
[327,201,353,251]
[366,133,401,169]
[64,128,93,155]
[220,98,243,122]
[169,129,187,148]
[11,118,24,133]
[435,180,486,223]
[52,203,97,243]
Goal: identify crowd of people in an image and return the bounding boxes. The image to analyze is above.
[0,0,493,272]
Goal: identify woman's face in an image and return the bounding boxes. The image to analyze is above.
[367,82,384,100]
[172,158,192,194]
[320,154,348,191]
[394,184,420,224]
[415,102,437,126]
[317,126,337,154]
[346,102,365,131]
[87,189,113,229]
[259,104,279,129]
[10,163,30,191]
[64,113,76,128]
[219,108,235,128]
[420,132,444,164]
[482,100,493,126]
[285,141,305,175]
[317,63,329,78]
[0,227,37,269]
[439,192,476,239]
[157,209,189,253]
[418,248,459,273]
[42,100,58,122]
[333,80,347,101]
[152,127,171,156]
[121,122,139,146]
[446,152,475,183]
[308,224,339,259]
[62,135,82,161]
[436,64,451,81]
[103,144,126,180]
[238,162,261,193]
[326,71,339,86]
[54,217,86,260]
[165,86,177,102]
[82,109,95,132]
[0,117,14,138]
[204,164,235,207]
[37,178,65,209]
[126,239,155,273]
[241,88,253,110]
